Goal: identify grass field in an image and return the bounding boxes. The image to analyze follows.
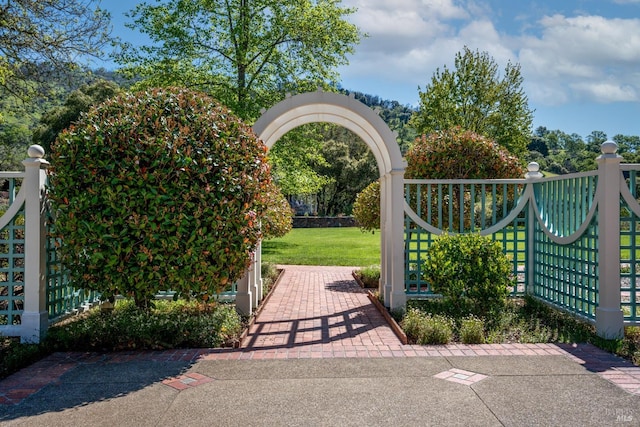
[262,227,380,266]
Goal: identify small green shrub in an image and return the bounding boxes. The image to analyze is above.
[0,339,47,379]
[401,308,453,345]
[50,87,273,308]
[353,181,380,233]
[357,264,380,288]
[459,316,485,344]
[261,262,280,295]
[422,233,512,319]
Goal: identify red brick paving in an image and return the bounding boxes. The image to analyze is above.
[240,266,401,354]
[1,265,639,405]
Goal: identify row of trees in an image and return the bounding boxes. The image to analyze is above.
[528,127,640,174]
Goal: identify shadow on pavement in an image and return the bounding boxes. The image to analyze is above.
[0,357,194,422]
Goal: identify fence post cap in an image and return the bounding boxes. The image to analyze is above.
[527,162,540,173]
[601,140,618,155]
[525,161,543,179]
[27,145,45,159]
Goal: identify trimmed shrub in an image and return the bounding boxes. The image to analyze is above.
[261,182,294,239]
[352,180,379,232]
[401,308,453,345]
[44,300,243,350]
[49,87,272,308]
[422,233,512,319]
[356,264,380,288]
[459,316,486,344]
[405,127,524,180]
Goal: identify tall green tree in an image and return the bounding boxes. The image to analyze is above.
[410,47,532,157]
[614,134,640,156]
[315,137,377,215]
[117,0,362,120]
[586,130,608,154]
[0,0,111,103]
[269,125,332,197]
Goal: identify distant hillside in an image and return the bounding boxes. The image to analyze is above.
[340,89,417,154]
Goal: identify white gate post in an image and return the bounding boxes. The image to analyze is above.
[236,268,252,316]
[380,175,391,305]
[255,240,263,302]
[595,141,624,339]
[389,169,406,310]
[249,250,260,307]
[20,145,49,343]
[525,162,543,295]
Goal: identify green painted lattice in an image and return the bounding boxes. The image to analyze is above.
[0,177,25,326]
[404,180,526,296]
[620,168,640,324]
[530,173,599,320]
[45,206,101,320]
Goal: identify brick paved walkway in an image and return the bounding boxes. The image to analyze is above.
[1,265,640,406]
[239,265,402,358]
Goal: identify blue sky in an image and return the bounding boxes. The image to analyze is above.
[101,0,640,140]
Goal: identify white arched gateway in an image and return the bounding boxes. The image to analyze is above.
[235,90,407,315]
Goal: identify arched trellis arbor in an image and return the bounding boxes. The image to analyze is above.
[235,90,406,314]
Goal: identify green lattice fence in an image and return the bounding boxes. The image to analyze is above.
[530,172,599,320]
[404,158,640,330]
[403,179,527,297]
[620,166,640,325]
[0,174,25,327]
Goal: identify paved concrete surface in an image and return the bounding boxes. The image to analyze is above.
[1,265,639,426]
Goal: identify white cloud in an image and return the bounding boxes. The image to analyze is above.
[340,1,640,106]
[517,14,640,103]
[570,82,638,102]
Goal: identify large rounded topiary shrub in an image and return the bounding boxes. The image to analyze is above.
[405,127,524,231]
[49,87,272,308]
[405,127,524,180]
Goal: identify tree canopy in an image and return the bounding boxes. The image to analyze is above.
[410,47,533,157]
[0,0,111,103]
[33,80,122,153]
[117,0,362,120]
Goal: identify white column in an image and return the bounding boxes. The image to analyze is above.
[255,240,263,302]
[250,251,259,307]
[389,169,406,310]
[525,162,543,295]
[379,176,390,305]
[20,145,49,343]
[595,141,624,339]
[235,269,252,316]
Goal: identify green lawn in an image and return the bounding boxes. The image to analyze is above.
[262,227,380,267]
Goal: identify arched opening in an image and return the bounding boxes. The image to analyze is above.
[236,90,406,314]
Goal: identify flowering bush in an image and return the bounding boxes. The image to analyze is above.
[352,180,379,232]
[49,87,272,308]
[261,182,293,239]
